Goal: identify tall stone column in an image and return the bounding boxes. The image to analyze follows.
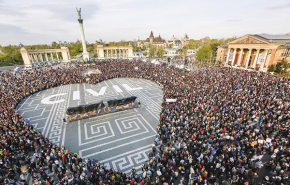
[225,48,231,65]
[252,49,260,69]
[34,54,38,62]
[28,55,33,63]
[56,52,60,62]
[231,48,237,66]
[76,8,89,61]
[39,53,44,62]
[245,49,252,69]
[45,53,49,62]
[237,49,243,66]
[50,53,54,62]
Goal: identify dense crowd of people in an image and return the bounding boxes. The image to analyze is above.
[0,59,290,185]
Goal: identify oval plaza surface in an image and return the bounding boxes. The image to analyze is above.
[16,78,163,174]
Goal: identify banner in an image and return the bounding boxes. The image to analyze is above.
[256,53,264,64]
[166,99,177,102]
[21,165,28,173]
[66,107,75,115]
[228,52,234,62]
[107,100,115,107]
[78,105,87,113]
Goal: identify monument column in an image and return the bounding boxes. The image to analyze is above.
[76,7,89,61]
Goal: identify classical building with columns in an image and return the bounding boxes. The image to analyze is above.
[96,45,133,59]
[216,34,290,71]
[20,46,71,66]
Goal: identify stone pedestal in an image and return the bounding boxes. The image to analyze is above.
[78,19,89,61]
[82,52,90,61]
[20,47,31,67]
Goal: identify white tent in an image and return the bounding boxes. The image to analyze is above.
[14,67,21,72]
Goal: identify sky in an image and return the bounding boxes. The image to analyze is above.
[0,0,290,46]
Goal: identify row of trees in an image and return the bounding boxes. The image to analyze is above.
[0,45,23,66]
[268,58,290,75]
[195,38,236,61]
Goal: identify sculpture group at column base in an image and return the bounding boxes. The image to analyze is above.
[82,52,90,61]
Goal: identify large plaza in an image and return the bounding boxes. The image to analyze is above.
[16,78,163,174]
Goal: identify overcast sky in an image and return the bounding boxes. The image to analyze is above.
[0,0,290,46]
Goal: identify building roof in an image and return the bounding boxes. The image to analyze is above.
[149,31,154,38]
[257,34,290,40]
[218,45,228,48]
[153,35,166,43]
[252,34,290,43]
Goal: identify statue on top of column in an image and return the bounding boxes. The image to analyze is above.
[58,40,64,47]
[19,42,25,48]
[76,7,82,19]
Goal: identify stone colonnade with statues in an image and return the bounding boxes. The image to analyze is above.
[20,47,71,66]
[96,45,133,59]
[225,47,273,72]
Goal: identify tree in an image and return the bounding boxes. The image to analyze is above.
[157,47,164,57]
[275,58,289,74]
[149,45,156,58]
[268,64,275,72]
[12,50,23,64]
[143,51,147,57]
[142,43,149,51]
[196,45,212,61]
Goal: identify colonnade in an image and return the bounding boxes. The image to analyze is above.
[103,49,129,58]
[96,45,133,59]
[20,47,71,66]
[225,48,270,71]
[28,52,63,63]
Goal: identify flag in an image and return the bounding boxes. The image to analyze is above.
[21,165,28,173]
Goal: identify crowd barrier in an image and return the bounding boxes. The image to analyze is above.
[66,96,138,122]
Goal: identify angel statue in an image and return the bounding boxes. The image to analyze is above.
[76,7,82,19]
[19,42,24,48]
[58,40,63,46]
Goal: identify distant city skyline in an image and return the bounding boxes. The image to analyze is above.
[0,0,290,46]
